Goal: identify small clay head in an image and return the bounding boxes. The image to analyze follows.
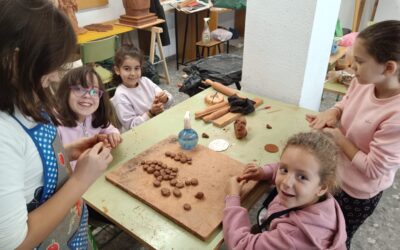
[234,117,247,139]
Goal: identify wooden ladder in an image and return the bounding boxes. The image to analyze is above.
[146,26,171,85]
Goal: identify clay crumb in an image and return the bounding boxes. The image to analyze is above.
[202,132,209,138]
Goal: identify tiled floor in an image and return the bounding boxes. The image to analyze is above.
[92,45,400,250]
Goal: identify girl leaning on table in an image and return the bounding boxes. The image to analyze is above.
[306,20,400,249]
[223,132,347,250]
[0,0,112,249]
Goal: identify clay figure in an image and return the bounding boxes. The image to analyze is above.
[234,117,247,139]
[123,0,150,16]
[56,0,87,35]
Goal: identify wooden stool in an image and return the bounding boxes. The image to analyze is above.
[196,39,229,58]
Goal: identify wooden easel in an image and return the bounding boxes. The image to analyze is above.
[352,0,380,32]
[145,26,171,85]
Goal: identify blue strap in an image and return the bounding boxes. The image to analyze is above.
[11,114,58,203]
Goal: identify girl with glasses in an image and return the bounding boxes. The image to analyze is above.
[57,66,122,170]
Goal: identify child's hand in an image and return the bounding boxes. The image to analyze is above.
[237,163,264,182]
[322,127,345,146]
[306,109,339,129]
[65,136,99,161]
[156,91,169,104]
[107,133,122,148]
[73,142,113,187]
[96,134,111,148]
[150,101,164,116]
[226,176,245,196]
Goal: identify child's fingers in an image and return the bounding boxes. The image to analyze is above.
[305,114,315,123]
[108,135,116,148]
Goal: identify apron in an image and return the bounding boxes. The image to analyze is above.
[13,115,90,250]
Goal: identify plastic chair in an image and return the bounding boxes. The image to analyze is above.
[80,36,119,86]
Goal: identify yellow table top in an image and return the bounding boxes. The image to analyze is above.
[83,88,314,249]
[77,19,165,44]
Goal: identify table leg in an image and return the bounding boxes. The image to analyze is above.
[182,14,189,66]
[175,9,179,70]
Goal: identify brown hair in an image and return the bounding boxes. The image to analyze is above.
[358,20,400,80]
[282,132,340,194]
[0,0,76,125]
[111,45,144,85]
[56,66,118,129]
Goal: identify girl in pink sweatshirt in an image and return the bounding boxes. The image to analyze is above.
[57,66,122,169]
[224,132,347,250]
[306,20,400,248]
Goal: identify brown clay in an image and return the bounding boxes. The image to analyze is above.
[266,124,272,129]
[153,180,161,187]
[165,151,171,157]
[161,188,171,197]
[183,203,191,211]
[156,176,163,181]
[172,167,178,173]
[176,182,185,189]
[264,144,279,153]
[56,0,87,35]
[83,24,113,32]
[202,132,209,139]
[147,167,155,174]
[140,160,146,165]
[153,171,160,177]
[123,0,150,16]
[173,188,182,198]
[190,178,199,186]
[185,180,191,186]
[234,117,247,139]
[162,175,169,181]
[170,179,177,186]
[195,192,204,199]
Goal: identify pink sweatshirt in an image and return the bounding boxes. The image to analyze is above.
[223,163,347,250]
[57,115,120,146]
[334,79,400,199]
[57,115,119,170]
[111,77,173,131]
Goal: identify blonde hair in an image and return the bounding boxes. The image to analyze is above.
[283,132,340,194]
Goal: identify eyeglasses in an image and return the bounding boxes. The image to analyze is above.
[70,85,103,98]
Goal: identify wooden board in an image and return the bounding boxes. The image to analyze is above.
[106,136,257,240]
[77,0,108,10]
[213,97,264,127]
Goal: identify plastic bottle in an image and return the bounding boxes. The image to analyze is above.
[178,111,198,150]
[202,17,211,43]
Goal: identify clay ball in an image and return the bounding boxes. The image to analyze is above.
[183,203,191,211]
[176,182,185,189]
[170,179,177,186]
[153,180,161,188]
[173,188,182,198]
[195,192,204,199]
[190,178,199,186]
[161,188,171,197]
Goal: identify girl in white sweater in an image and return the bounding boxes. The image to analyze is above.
[111,46,173,131]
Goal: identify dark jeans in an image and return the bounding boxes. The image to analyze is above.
[334,190,383,249]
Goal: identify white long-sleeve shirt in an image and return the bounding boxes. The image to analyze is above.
[112,77,173,131]
[0,109,44,249]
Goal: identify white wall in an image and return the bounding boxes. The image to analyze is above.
[338,0,400,31]
[241,0,341,111]
[76,3,234,58]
